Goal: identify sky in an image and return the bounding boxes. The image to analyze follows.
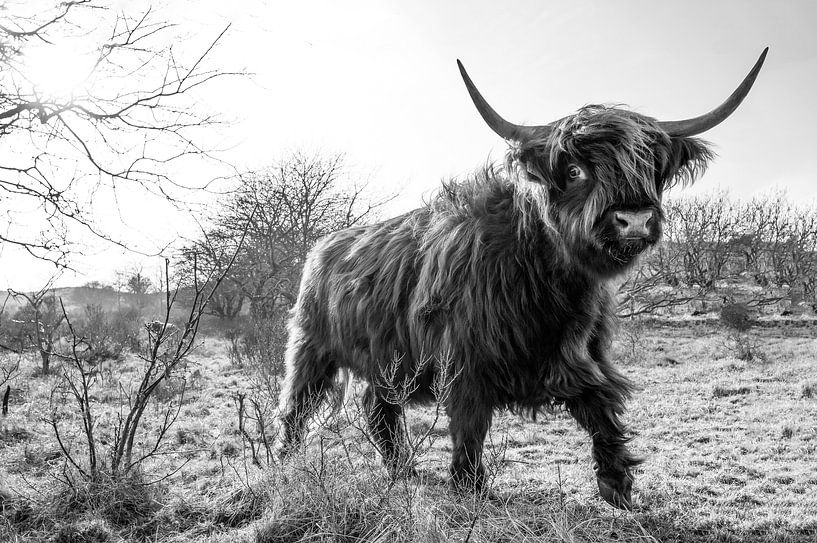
[2,0,816,291]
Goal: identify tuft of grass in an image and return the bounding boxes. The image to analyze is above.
[210,487,265,528]
[0,487,35,529]
[0,424,32,444]
[51,519,113,543]
[48,474,162,528]
[255,512,316,543]
[712,385,752,398]
[802,382,816,399]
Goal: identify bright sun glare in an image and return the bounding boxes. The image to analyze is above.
[23,43,96,100]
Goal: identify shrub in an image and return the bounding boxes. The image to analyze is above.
[617,318,649,364]
[108,306,143,353]
[77,305,125,364]
[720,303,753,332]
[240,311,288,378]
[229,311,293,465]
[720,303,764,362]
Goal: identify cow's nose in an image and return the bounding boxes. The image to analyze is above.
[614,210,654,238]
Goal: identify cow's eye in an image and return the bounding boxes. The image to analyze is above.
[566,164,586,183]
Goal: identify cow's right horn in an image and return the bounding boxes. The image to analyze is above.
[457,60,551,143]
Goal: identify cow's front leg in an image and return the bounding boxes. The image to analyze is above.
[565,386,640,509]
[447,388,493,491]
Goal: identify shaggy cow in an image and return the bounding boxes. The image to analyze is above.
[278,50,767,509]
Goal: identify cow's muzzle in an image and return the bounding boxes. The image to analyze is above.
[613,209,656,240]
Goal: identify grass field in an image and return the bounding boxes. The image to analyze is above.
[1,322,815,542]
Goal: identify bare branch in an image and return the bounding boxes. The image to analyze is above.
[1,1,240,267]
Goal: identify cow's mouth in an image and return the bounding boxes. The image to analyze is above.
[604,237,649,264]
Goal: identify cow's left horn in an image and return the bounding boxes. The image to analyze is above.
[457,60,549,142]
[658,48,768,137]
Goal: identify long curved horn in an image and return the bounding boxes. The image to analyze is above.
[457,60,549,142]
[658,48,768,137]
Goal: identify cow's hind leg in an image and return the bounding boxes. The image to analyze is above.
[565,386,641,509]
[363,385,413,478]
[278,342,337,458]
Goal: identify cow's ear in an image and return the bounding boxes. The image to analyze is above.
[663,137,715,188]
[512,145,556,186]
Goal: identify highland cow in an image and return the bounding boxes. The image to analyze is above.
[278,50,767,509]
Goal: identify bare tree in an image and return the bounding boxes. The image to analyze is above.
[616,243,704,318]
[737,195,778,286]
[668,193,741,290]
[183,151,386,319]
[8,278,66,374]
[733,193,817,309]
[0,1,235,267]
[785,206,817,305]
[125,268,152,296]
[178,227,245,320]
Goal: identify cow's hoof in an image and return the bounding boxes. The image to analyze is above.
[597,472,633,510]
[449,465,486,494]
[448,477,496,501]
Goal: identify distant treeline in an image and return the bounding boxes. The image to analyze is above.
[6,174,813,344]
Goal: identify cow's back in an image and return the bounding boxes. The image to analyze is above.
[290,208,433,381]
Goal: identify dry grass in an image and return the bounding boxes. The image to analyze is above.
[1,324,816,542]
